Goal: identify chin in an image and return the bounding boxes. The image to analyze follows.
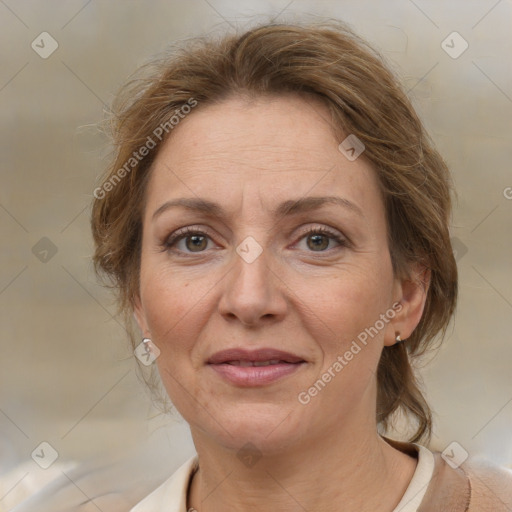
[194,401,305,454]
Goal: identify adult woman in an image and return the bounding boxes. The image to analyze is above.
[91,22,512,511]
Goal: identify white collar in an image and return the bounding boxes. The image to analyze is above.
[130,455,198,512]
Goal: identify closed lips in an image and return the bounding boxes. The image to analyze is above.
[225,360,297,366]
[207,348,305,365]
[207,348,307,387]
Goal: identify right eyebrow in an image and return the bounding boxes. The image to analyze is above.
[152,198,223,221]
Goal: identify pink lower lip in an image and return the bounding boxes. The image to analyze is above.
[209,362,305,386]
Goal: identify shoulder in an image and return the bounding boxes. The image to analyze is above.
[385,437,512,512]
[464,457,512,511]
[421,450,512,512]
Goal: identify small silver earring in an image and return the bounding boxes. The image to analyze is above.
[395,334,402,343]
[142,337,152,355]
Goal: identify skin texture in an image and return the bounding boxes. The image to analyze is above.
[134,94,429,512]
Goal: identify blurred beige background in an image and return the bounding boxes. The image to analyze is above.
[1,0,511,509]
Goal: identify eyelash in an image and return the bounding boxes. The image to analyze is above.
[162,225,347,255]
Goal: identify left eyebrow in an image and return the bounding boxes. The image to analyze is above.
[274,196,364,218]
[151,195,364,222]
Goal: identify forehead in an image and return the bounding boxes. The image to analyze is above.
[146,94,381,214]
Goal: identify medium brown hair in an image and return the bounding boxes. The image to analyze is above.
[91,21,457,443]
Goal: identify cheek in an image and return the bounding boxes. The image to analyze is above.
[139,264,202,353]
[294,261,394,393]
[298,264,393,335]
[140,271,209,408]
[300,275,390,410]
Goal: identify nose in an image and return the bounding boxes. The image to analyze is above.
[217,248,288,327]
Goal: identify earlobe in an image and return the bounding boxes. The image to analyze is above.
[385,265,430,346]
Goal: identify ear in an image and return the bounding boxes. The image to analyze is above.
[133,295,151,338]
[384,264,430,347]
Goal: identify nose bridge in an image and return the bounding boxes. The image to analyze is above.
[234,246,270,295]
[218,241,286,325]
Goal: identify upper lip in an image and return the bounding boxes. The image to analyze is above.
[207,348,305,364]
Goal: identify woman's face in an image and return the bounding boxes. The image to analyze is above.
[135,94,420,453]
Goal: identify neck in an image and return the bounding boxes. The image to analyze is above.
[187,423,417,512]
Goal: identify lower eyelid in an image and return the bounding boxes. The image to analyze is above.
[295,239,345,251]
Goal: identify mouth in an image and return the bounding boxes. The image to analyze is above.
[222,359,297,367]
[207,348,305,365]
[207,348,306,386]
